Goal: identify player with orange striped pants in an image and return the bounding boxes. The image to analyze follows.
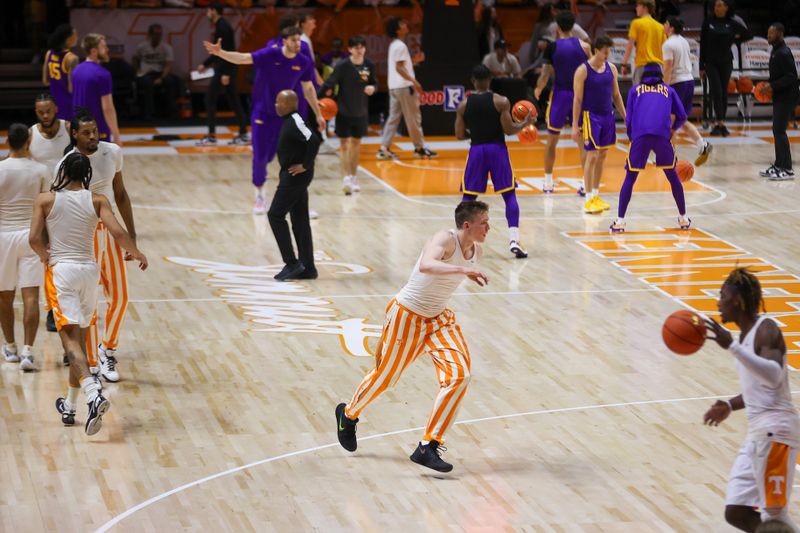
[336,200,490,473]
[703,267,800,530]
[57,110,135,383]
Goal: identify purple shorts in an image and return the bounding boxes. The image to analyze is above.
[252,114,284,188]
[581,111,616,151]
[546,88,574,134]
[626,134,676,171]
[671,80,695,115]
[461,143,515,194]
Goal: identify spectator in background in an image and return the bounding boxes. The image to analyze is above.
[700,0,751,137]
[621,0,665,84]
[133,24,181,119]
[483,40,521,79]
[71,33,121,145]
[544,2,590,42]
[196,2,249,146]
[477,7,504,60]
[299,13,324,86]
[321,38,349,69]
[528,3,555,67]
[43,24,79,122]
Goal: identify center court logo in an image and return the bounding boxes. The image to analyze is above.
[166,253,382,357]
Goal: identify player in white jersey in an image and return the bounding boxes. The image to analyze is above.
[704,267,800,531]
[0,124,49,371]
[29,152,147,434]
[336,200,490,473]
[29,93,72,334]
[57,111,136,382]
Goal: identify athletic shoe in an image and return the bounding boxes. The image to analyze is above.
[274,262,305,282]
[768,168,796,181]
[46,310,57,332]
[583,197,602,214]
[695,142,713,166]
[760,165,778,178]
[292,268,319,280]
[542,183,554,194]
[709,125,722,137]
[342,176,354,195]
[577,185,586,197]
[678,216,692,230]
[98,345,120,382]
[55,397,76,426]
[509,240,528,259]
[351,175,361,192]
[335,403,358,452]
[594,197,611,211]
[229,134,251,146]
[2,345,19,363]
[195,135,217,146]
[720,125,730,137]
[414,147,438,159]
[63,353,70,366]
[609,219,626,233]
[376,148,397,160]
[85,394,110,436]
[253,195,267,215]
[409,441,453,473]
[20,355,35,372]
[309,209,319,220]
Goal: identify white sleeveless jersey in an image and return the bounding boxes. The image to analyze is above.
[56,142,123,211]
[738,315,800,445]
[46,189,98,265]
[395,230,478,318]
[30,121,70,177]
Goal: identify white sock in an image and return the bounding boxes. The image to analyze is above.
[80,377,100,403]
[592,190,599,199]
[421,440,430,445]
[21,345,32,357]
[4,342,17,353]
[509,227,520,242]
[585,189,593,198]
[255,187,263,199]
[616,217,625,224]
[66,386,80,411]
[544,173,553,187]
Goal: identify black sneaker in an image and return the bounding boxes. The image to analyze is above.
[376,148,398,160]
[709,125,722,136]
[292,268,318,280]
[85,394,110,436]
[414,147,438,159]
[55,397,75,426]
[410,441,453,472]
[335,402,358,452]
[274,262,305,282]
[46,310,57,332]
[720,125,730,137]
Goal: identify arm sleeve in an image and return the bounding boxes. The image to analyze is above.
[699,22,708,67]
[542,41,555,64]
[729,340,783,388]
[302,129,322,170]
[671,89,687,129]
[625,87,635,138]
[300,57,314,83]
[100,70,113,97]
[628,19,638,40]
[114,145,123,173]
[733,19,752,44]
[662,41,673,62]
[251,47,270,69]
[771,50,799,92]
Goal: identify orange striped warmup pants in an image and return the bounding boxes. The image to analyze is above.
[86,222,128,366]
[346,298,472,444]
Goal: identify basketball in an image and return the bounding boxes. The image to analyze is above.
[662,310,706,355]
[517,124,539,144]
[319,98,338,121]
[754,81,772,103]
[676,160,694,183]
[512,100,537,122]
[737,76,754,94]
[727,79,737,94]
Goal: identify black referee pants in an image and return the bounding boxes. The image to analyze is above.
[267,170,315,272]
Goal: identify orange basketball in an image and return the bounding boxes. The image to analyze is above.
[754,81,772,103]
[676,160,694,183]
[517,124,539,144]
[512,100,537,122]
[662,310,706,355]
[727,79,737,94]
[737,76,754,94]
[319,98,338,121]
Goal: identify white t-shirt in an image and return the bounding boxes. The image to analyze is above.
[134,40,174,77]
[387,38,414,90]
[56,142,123,211]
[300,33,315,59]
[662,34,694,84]
[0,157,49,231]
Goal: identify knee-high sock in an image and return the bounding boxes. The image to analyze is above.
[664,168,686,216]
[501,190,520,228]
[461,193,477,203]
[617,170,639,219]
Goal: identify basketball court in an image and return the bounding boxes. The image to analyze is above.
[1,123,799,531]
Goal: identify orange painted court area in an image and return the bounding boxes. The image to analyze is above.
[359,139,711,196]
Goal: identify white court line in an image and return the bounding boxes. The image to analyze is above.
[94,391,771,533]
[356,165,453,208]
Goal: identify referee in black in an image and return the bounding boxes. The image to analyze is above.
[196,2,248,146]
[269,90,322,281]
[761,22,799,180]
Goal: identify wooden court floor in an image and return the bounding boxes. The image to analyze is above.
[1,126,800,532]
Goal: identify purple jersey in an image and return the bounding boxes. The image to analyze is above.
[251,45,314,118]
[625,78,686,140]
[582,61,613,115]
[71,61,113,138]
[262,38,315,116]
[544,37,587,90]
[45,50,73,121]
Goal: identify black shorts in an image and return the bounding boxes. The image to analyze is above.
[335,114,368,139]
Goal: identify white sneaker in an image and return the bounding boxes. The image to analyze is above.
[98,345,120,382]
[2,345,19,363]
[309,209,319,220]
[678,216,692,230]
[253,194,267,215]
[351,175,360,192]
[20,355,35,371]
[342,176,354,195]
